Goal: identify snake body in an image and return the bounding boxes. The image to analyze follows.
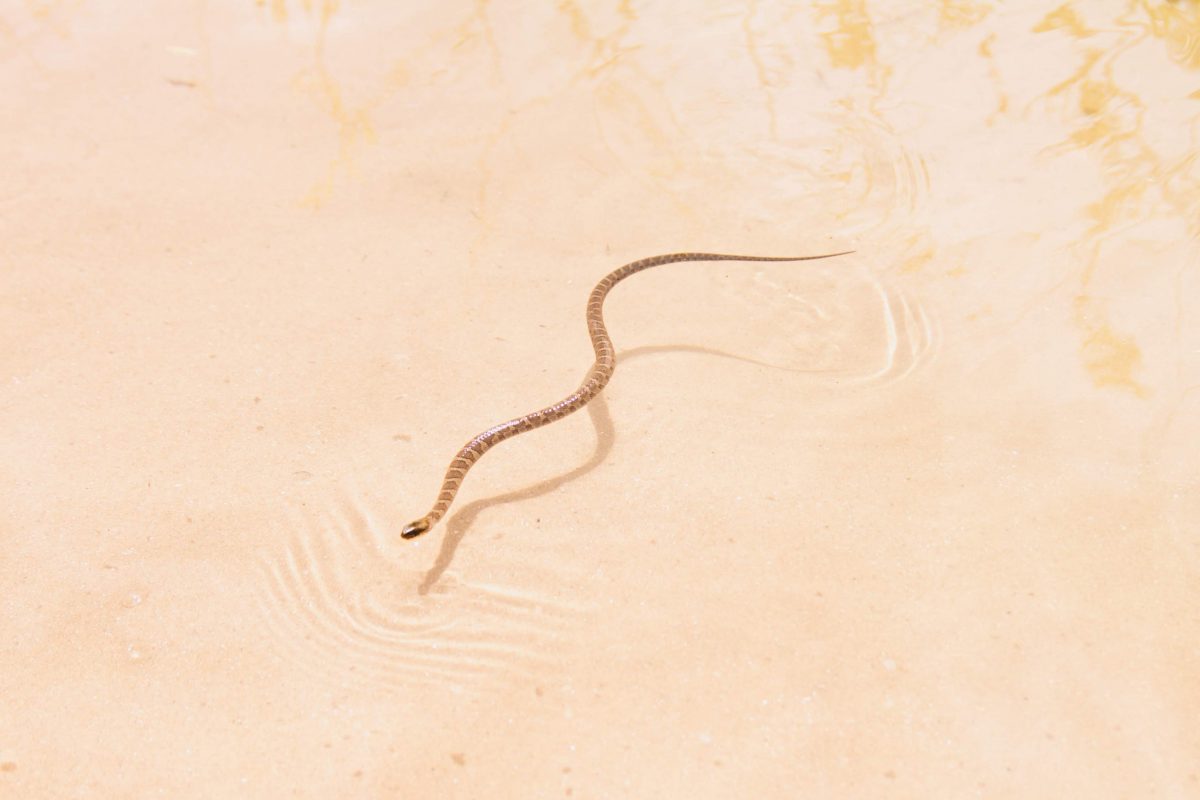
[401,250,853,539]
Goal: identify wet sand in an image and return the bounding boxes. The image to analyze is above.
[2,1,1198,797]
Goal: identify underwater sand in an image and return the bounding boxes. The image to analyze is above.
[2,1,1198,797]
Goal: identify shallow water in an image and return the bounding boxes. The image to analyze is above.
[2,1,1198,796]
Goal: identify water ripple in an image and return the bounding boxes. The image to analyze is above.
[253,488,584,695]
[719,258,939,389]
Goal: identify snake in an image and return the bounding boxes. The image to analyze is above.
[401,249,854,539]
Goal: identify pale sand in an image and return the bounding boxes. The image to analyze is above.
[1,2,1198,797]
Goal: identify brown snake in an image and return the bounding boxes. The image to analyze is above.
[401,250,853,539]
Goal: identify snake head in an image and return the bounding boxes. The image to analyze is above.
[401,517,432,539]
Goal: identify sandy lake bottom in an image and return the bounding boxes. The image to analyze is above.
[2,2,1198,797]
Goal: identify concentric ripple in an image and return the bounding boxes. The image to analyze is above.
[253,488,584,695]
[713,259,938,389]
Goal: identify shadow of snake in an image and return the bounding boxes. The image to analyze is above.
[253,342,867,696]
[419,342,824,593]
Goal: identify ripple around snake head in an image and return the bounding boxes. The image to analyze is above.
[252,488,585,696]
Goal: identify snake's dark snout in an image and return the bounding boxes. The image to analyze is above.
[401,518,431,539]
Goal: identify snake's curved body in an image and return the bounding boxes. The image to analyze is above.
[401,250,853,539]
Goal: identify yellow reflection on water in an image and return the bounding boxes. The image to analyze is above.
[1033,4,1095,39]
[816,0,879,72]
[1077,312,1151,397]
[1032,2,1198,394]
[1142,0,1200,69]
[938,0,991,30]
